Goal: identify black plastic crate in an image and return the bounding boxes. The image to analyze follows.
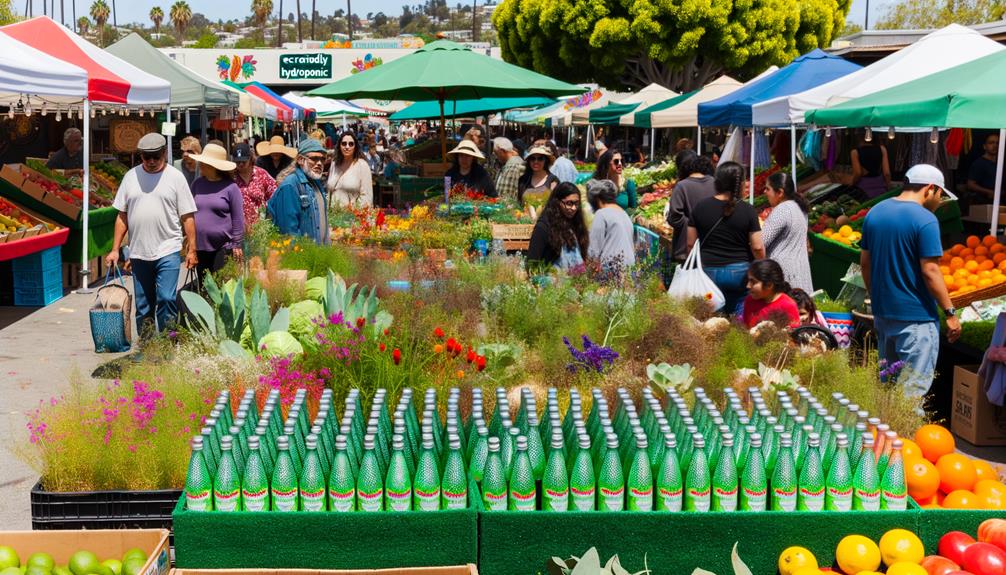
[30,481,181,530]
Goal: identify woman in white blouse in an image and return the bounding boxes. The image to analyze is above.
[327,131,374,207]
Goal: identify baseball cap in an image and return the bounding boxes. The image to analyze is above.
[905,164,957,201]
[137,133,166,153]
[233,143,252,162]
[297,138,326,156]
[491,137,513,152]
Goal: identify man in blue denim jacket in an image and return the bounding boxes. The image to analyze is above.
[267,139,330,244]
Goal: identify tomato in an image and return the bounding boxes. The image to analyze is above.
[961,542,1006,575]
[978,518,1006,553]
[940,532,977,565]
[921,555,961,575]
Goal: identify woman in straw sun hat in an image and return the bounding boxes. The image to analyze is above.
[189,143,245,278]
[445,139,496,198]
[255,135,297,179]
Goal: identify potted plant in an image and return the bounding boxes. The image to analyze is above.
[816,296,854,349]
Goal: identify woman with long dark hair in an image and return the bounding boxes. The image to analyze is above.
[741,259,801,328]
[527,182,589,270]
[328,131,374,207]
[593,149,637,210]
[761,171,813,292]
[688,161,765,316]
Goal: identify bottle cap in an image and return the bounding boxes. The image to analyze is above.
[635,434,648,449]
[663,433,676,449]
[247,435,260,450]
[334,434,347,450]
[311,424,322,436]
[488,436,500,452]
[508,427,520,438]
[861,434,874,448]
[884,430,898,440]
[749,433,762,448]
[200,426,213,436]
[515,435,528,451]
[836,435,849,448]
[306,434,318,450]
[448,436,462,450]
[277,436,290,450]
[720,433,734,447]
[793,415,806,424]
[780,433,792,448]
[392,434,404,450]
[807,432,820,447]
[477,426,488,437]
[831,423,844,432]
[606,434,619,449]
[283,424,295,435]
[579,435,591,449]
[229,425,241,436]
[363,434,376,450]
[692,434,705,448]
[191,436,204,450]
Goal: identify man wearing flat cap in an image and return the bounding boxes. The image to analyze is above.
[106,133,198,337]
[267,139,330,245]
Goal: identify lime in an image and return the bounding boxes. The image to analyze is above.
[93,565,114,575]
[52,568,72,575]
[0,568,21,575]
[67,551,99,575]
[0,547,19,570]
[26,554,54,572]
[117,551,145,567]
[100,560,121,575]
[25,567,50,575]
[119,558,145,575]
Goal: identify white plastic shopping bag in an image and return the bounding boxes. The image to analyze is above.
[667,240,725,311]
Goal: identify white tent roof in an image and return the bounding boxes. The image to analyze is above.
[562,90,630,127]
[752,24,1005,126]
[283,93,368,116]
[615,83,680,125]
[647,76,743,128]
[0,32,88,103]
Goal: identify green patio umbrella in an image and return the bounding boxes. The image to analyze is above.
[390,96,554,121]
[307,40,584,160]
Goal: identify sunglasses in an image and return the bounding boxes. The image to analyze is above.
[528,155,547,162]
[560,199,579,209]
[340,141,356,148]
[611,158,623,166]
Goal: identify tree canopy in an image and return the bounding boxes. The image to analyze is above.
[875,0,1005,29]
[492,0,852,92]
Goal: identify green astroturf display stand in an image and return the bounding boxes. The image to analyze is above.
[171,477,480,569]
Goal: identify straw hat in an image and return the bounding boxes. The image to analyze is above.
[189,143,237,172]
[447,139,485,160]
[256,135,297,159]
[525,145,554,159]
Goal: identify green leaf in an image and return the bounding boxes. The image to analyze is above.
[570,548,601,575]
[270,307,290,333]
[180,290,216,337]
[219,339,251,358]
[220,291,236,339]
[371,310,394,338]
[203,273,222,307]
[249,286,271,348]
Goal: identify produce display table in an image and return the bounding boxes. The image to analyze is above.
[0,227,69,262]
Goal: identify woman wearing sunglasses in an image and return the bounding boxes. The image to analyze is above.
[593,149,638,211]
[517,145,559,211]
[527,182,590,271]
[328,131,374,208]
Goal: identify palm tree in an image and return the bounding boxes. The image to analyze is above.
[111,0,116,29]
[275,0,283,46]
[89,0,109,46]
[310,0,315,40]
[77,16,89,37]
[295,0,301,42]
[170,0,191,46]
[149,6,163,34]
[347,0,352,40]
[251,0,272,43]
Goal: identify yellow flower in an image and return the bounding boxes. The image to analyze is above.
[283,238,292,246]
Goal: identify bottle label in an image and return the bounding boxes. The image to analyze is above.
[386,488,412,512]
[827,486,853,511]
[799,486,825,511]
[358,488,384,512]
[186,489,211,512]
[329,488,355,512]
[881,490,908,510]
[854,488,881,511]
[272,487,298,512]
[600,486,624,511]
[773,487,797,511]
[741,486,767,511]
[628,486,653,511]
[713,486,738,512]
[571,486,595,511]
[214,488,240,512]
[544,488,569,511]
[658,487,683,511]
[242,488,268,512]
[510,488,536,511]
[442,488,467,510]
[415,487,441,511]
[483,489,507,511]
[686,487,711,512]
[301,488,326,512]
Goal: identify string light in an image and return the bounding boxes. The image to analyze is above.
[90,107,96,118]
[41,104,47,117]
[930,127,939,144]
[888,127,896,140]
[825,128,832,139]
[55,108,62,121]
[864,127,872,142]
[139,108,145,117]
[7,108,13,120]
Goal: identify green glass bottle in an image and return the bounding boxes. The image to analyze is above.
[413,433,441,511]
[525,412,546,481]
[270,435,299,512]
[441,435,468,510]
[627,433,654,511]
[683,434,711,512]
[656,432,683,512]
[739,433,767,512]
[852,434,881,511]
[711,433,738,512]
[328,434,356,512]
[880,439,908,510]
[508,435,536,511]
[569,434,596,511]
[502,425,519,479]
[597,434,625,511]
[878,429,896,478]
[213,436,241,512]
[770,434,797,512]
[542,432,570,511]
[469,425,489,483]
[241,436,270,512]
[797,433,826,512]
[199,425,219,480]
[385,433,413,511]
[185,436,213,511]
[481,437,508,511]
[300,434,327,512]
[825,435,853,512]
[356,434,385,512]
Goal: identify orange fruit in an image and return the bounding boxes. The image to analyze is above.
[980,270,994,279]
[992,243,1006,254]
[950,244,965,256]
[914,494,938,508]
[943,275,955,287]
[980,260,995,270]
[915,425,955,462]
[906,458,940,500]
[983,234,998,247]
[961,248,975,259]
[999,259,1006,271]
[900,438,923,461]
[942,489,980,509]
[968,274,981,285]
[965,260,979,272]
[967,235,981,248]
[955,268,970,279]
[961,285,978,293]
[975,246,990,257]
[981,493,1004,509]
[937,453,977,493]
[974,460,1001,483]
[995,253,1006,264]
[975,479,1006,498]
[979,279,994,288]
[939,265,951,275]
[951,258,966,271]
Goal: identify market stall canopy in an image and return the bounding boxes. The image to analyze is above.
[224,80,293,122]
[805,49,1006,129]
[574,86,668,125]
[506,99,566,125]
[390,96,554,121]
[282,93,368,119]
[0,16,169,105]
[612,83,680,125]
[238,81,308,120]
[558,89,629,127]
[0,31,88,103]
[698,50,860,127]
[351,98,410,115]
[107,33,240,109]
[753,24,1004,127]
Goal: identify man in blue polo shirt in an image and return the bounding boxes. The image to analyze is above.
[860,164,961,406]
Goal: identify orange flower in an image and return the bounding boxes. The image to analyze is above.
[456,370,465,379]
[433,344,444,354]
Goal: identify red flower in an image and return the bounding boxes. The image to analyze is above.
[379,343,387,352]
[356,317,366,329]
[392,348,402,365]
[375,210,386,228]
[466,348,476,364]
[433,327,445,339]
[476,356,487,372]
[383,328,390,336]
[446,338,459,355]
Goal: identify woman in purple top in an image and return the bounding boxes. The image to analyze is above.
[189,143,244,279]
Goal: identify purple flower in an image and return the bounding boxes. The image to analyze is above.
[564,335,619,374]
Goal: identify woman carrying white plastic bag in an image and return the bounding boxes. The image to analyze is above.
[667,238,726,311]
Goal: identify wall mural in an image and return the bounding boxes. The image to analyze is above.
[350,54,383,74]
[216,55,258,82]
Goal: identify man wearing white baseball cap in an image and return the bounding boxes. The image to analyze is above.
[860,163,960,408]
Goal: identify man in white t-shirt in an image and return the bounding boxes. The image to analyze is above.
[106,133,198,337]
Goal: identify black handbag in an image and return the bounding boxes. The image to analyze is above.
[176,268,202,328]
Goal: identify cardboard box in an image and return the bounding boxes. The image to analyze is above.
[0,163,26,189]
[0,529,170,575]
[171,566,478,575]
[419,162,450,178]
[967,204,1006,225]
[952,365,1006,446]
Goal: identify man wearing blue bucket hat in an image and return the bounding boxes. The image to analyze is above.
[267,139,330,244]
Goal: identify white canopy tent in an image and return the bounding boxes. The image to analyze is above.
[568,90,631,126]
[646,76,743,128]
[613,83,681,125]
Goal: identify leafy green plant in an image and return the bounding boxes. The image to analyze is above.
[280,237,356,279]
[735,362,800,393]
[647,362,695,393]
[814,296,850,313]
[324,270,392,337]
[547,547,649,575]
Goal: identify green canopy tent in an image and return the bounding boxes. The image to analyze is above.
[588,102,642,125]
[390,96,554,121]
[633,90,699,128]
[307,40,584,161]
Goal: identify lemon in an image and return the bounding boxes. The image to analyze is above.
[778,546,818,575]
[879,529,924,566]
[836,535,881,574]
[839,225,853,238]
[885,562,928,575]
[792,568,824,575]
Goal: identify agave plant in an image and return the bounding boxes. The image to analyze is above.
[646,362,696,393]
[179,282,289,358]
[547,547,649,575]
[323,270,392,337]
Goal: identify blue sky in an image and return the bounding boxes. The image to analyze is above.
[28,0,883,32]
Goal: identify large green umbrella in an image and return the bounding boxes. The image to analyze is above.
[307,40,584,159]
[390,96,554,121]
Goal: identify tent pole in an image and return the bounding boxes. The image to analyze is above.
[790,124,798,192]
[697,126,702,154]
[749,127,756,204]
[585,124,592,161]
[990,128,1006,237]
[650,127,655,158]
[185,108,191,134]
[166,107,173,165]
[200,105,207,145]
[439,98,447,162]
[79,99,92,293]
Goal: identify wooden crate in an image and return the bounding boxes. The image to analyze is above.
[491,224,534,251]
